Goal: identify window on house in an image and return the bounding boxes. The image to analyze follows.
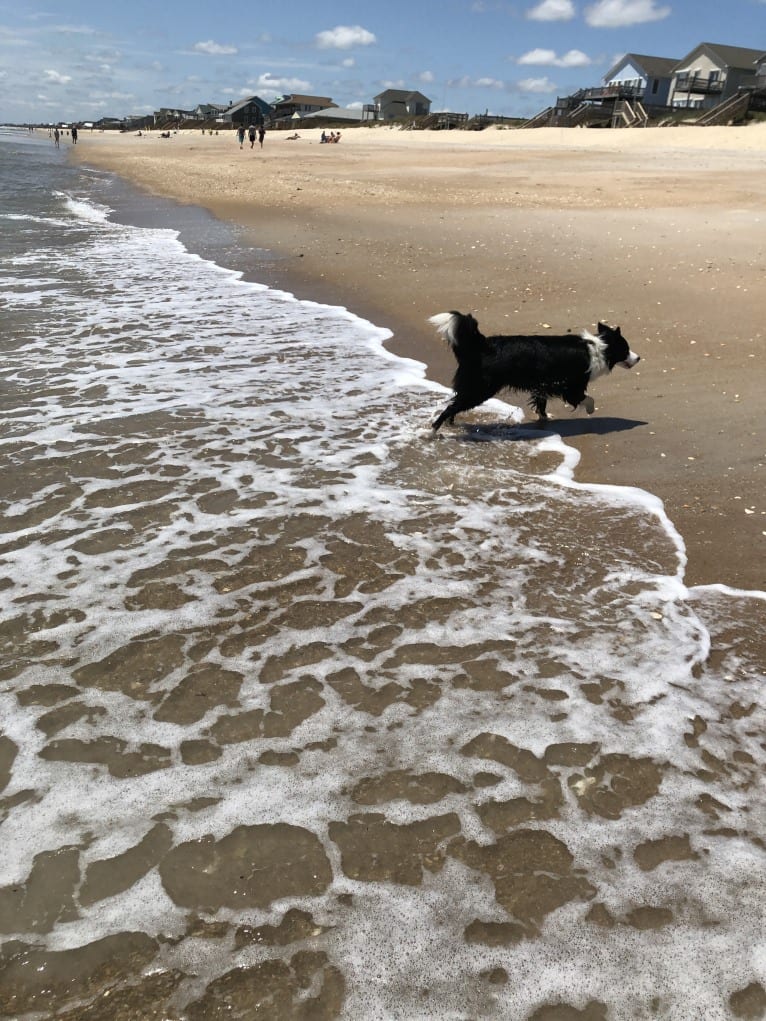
[652,79,659,94]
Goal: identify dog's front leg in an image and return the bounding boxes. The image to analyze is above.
[563,388,595,415]
[431,404,453,432]
[432,400,461,431]
[431,393,480,431]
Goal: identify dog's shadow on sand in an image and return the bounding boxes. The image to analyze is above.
[454,416,648,443]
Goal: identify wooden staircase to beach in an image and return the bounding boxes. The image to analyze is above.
[611,100,649,128]
[521,106,554,128]
[418,111,469,130]
[694,91,751,126]
[568,103,612,127]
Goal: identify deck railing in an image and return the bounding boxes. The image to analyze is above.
[580,84,644,101]
[674,74,725,95]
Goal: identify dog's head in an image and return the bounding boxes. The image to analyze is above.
[598,323,640,369]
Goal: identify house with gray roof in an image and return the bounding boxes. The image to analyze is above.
[272,95,337,124]
[194,102,227,120]
[217,96,274,126]
[373,89,431,121]
[669,42,765,109]
[153,107,194,126]
[301,106,364,124]
[602,53,679,108]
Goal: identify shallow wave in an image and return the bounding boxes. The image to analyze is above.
[0,186,764,1020]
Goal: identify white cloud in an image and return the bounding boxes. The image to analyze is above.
[418,70,435,83]
[0,27,30,46]
[516,75,558,92]
[526,0,576,20]
[518,48,557,64]
[560,49,592,66]
[315,25,376,50]
[251,72,311,95]
[518,48,592,67]
[50,24,97,35]
[89,90,135,102]
[447,75,505,89]
[584,0,670,26]
[43,69,72,84]
[193,40,238,55]
[342,57,356,68]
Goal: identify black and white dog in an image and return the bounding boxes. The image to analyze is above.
[430,311,640,431]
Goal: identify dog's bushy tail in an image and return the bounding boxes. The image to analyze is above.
[428,311,482,357]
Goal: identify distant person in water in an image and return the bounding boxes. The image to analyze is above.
[237,125,245,148]
[53,127,60,148]
[71,125,78,144]
[248,124,256,148]
[258,125,265,148]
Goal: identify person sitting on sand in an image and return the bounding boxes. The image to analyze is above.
[320,131,327,143]
[286,132,300,140]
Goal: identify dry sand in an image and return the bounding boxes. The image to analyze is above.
[71,124,765,591]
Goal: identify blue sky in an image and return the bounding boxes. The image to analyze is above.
[2,0,765,123]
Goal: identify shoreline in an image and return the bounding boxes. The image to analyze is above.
[67,126,765,591]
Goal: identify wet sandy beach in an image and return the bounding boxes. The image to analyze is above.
[71,122,766,592]
[1,126,763,1020]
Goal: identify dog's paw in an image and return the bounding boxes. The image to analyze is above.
[582,396,595,415]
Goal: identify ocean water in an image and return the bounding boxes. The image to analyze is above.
[1,127,764,1020]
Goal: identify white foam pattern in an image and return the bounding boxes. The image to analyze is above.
[0,188,764,1020]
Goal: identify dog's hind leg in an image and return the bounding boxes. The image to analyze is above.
[530,393,549,422]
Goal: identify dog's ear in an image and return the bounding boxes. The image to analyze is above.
[598,321,623,338]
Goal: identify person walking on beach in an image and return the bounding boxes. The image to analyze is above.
[237,125,245,149]
[248,124,256,148]
[258,125,266,149]
[71,125,78,144]
[53,127,60,148]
